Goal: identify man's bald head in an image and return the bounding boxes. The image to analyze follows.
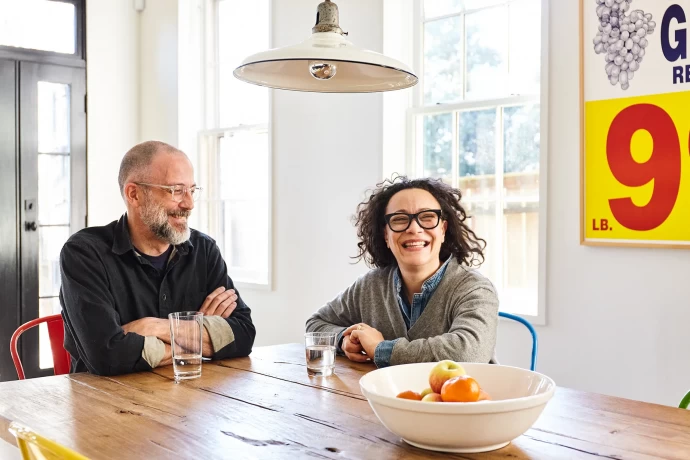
[118,141,186,198]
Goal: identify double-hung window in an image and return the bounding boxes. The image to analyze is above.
[406,0,548,319]
[196,0,272,288]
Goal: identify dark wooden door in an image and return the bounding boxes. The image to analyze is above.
[0,60,86,381]
[0,59,20,382]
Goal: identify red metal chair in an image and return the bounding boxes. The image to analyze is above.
[10,314,71,380]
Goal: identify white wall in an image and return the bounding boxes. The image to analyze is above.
[85,0,690,407]
[493,0,690,407]
[241,0,384,346]
[139,0,178,145]
[86,0,139,225]
[86,0,178,226]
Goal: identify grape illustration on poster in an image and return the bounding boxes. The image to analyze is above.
[591,0,655,90]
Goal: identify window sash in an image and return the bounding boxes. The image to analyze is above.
[416,0,538,107]
[408,0,548,322]
[198,125,272,288]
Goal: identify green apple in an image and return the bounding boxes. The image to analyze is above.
[421,392,443,402]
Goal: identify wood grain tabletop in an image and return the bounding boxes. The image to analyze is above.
[0,343,688,459]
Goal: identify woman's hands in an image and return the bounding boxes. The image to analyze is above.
[342,323,384,362]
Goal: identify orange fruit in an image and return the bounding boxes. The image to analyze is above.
[440,376,480,402]
[478,389,492,401]
[396,390,423,401]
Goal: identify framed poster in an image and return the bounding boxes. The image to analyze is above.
[581,0,690,248]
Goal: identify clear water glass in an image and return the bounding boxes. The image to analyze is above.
[168,311,204,383]
[305,332,337,377]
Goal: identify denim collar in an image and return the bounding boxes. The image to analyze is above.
[393,257,452,300]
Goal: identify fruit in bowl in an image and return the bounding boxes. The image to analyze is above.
[396,360,491,403]
[428,360,466,393]
[360,362,555,453]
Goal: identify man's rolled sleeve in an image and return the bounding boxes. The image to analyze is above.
[142,336,166,368]
[203,316,235,353]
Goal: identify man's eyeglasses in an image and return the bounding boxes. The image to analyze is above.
[384,209,442,232]
[135,183,203,202]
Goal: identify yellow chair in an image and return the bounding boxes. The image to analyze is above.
[8,422,89,460]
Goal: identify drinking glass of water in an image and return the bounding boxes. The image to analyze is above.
[304,332,337,377]
[168,311,204,383]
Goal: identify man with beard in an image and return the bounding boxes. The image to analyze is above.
[58,141,256,375]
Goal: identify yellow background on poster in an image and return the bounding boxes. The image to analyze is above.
[584,91,690,244]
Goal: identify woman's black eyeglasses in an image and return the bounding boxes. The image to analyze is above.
[384,209,443,232]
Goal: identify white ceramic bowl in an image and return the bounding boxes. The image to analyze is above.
[359,362,556,453]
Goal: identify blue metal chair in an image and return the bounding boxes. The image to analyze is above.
[499,311,538,371]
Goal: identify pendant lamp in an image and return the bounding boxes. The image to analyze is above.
[233,0,418,93]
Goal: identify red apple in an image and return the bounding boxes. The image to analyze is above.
[428,360,466,394]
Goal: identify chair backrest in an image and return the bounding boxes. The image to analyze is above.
[8,421,89,460]
[498,311,538,371]
[10,314,70,380]
[680,390,690,409]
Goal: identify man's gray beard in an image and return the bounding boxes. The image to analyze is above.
[140,198,191,246]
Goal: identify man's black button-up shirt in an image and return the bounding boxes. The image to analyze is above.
[59,214,256,375]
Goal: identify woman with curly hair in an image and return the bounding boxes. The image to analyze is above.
[305,176,499,368]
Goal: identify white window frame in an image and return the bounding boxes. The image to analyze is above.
[196,0,273,291]
[406,0,549,324]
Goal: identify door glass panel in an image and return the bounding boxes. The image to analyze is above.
[38,82,70,153]
[0,1,76,54]
[38,226,69,298]
[38,297,62,369]
[38,154,70,225]
[36,78,72,369]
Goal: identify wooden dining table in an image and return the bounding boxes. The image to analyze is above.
[0,343,688,459]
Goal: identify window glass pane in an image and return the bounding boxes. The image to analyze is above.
[38,154,70,225]
[219,131,269,201]
[461,0,508,11]
[465,6,509,99]
[458,109,495,201]
[465,201,496,281]
[38,82,70,153]
[503,104,540,199]
[502,204,538,316]
[218,131,269,284]
[424,0,463,19]
[0,1,75,54]
[39,226,69,297]
[218,0,269,127]
[39,297,62,369]
[424,0,506,18]
[222,200,268,284]
[422,113,453,183]
[424,17,463,104]
[509,0,541,95]
[503,102,539,316]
